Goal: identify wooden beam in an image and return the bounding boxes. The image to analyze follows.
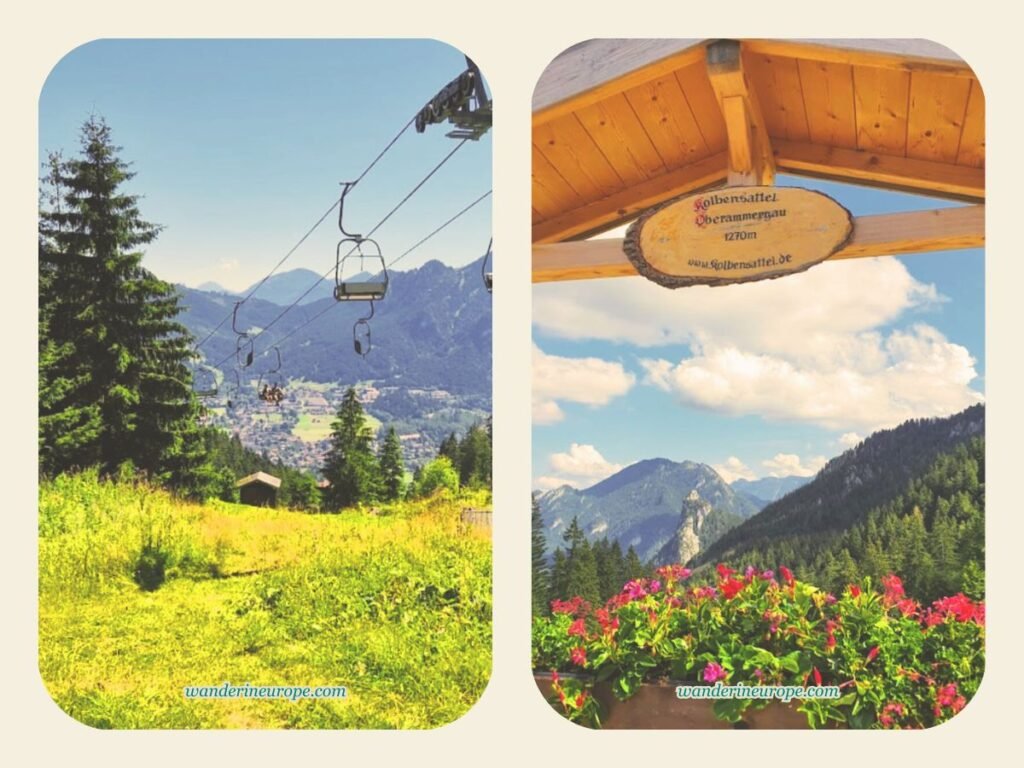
[706,40,776,186]
[774,139,985,200]
[744,39,976,78]
[532,152,728,244]
[532,205,984,282]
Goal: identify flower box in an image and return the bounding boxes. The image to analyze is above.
[534,673,818,729]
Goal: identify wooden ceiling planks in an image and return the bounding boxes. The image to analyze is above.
[532,40,984,244]
[956,80,986,168]
[852,65,911,155]
[906,71,974,163]
[797,59,858,149]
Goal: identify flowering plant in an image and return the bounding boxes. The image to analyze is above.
[533,565,984,728]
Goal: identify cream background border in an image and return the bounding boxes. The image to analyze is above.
[3,1,1020,764]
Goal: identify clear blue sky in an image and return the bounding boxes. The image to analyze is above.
[39,39,492,291]
[533,176,984,490]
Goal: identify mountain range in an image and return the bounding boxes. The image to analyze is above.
[177,258,492,398]
[536,459,761,563]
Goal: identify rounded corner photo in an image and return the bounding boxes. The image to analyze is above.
[38,38,492,730]
[530,37,984,731]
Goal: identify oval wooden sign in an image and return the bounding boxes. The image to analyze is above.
[623,186,854,288]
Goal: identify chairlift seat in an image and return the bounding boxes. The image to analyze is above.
[335,281,387,301]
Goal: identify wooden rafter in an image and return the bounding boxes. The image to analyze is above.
[706,40,775,186]
[774,140,984,201]
[532,205,984,283]
[532,152,728,244]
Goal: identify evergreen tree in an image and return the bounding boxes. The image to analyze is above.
[321,388,380,510]
[378,426,405,501]
[531,494,549,616]
[438,432,460,463]
[625,545,645,580]
[38,117,212,496]
[458,423,492,489]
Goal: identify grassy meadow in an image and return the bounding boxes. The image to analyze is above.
[39,472,492,729]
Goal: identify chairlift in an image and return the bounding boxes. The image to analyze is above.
[226,369,241,411]
[415,56,492,141]
[256,346,286,406]
[334,182,389,302]
[232,301,254,368]
[192,364,219,398]
[353,301,375,357]
[482,237,493,294]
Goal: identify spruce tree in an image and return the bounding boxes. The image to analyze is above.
[322,388,380,510]
[531,494,549,616]
[379,426,405,501]
[38,117,212,495]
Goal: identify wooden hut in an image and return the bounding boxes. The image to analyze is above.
[235,471,282,507]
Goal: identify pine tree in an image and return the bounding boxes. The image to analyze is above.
[438,432,460,463]
[38,118,212,495]
[531,494,550,616]
[458,423,492,489]
[625,545,644,580]
[378,426,405,501]
[322,388,380,510]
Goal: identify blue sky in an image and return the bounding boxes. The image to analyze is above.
[533,176,984,490]
[39,39,492,291]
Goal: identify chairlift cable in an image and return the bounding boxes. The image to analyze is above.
[192,117,417,353]
[208,139,471,368]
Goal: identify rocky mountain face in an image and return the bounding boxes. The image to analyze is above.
[536,459,759,563]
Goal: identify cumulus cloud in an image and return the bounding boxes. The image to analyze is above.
[533,257,939,354]
[536,443,623,489]
[640,324,982,432]
[838,432,862,449]
[762,453,827,478]
[533,344,635,425]
[713,456,757,483]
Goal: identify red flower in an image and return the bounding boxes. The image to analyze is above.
[575,692,586,708]
[882,574,906,606]
[551,670,559,684]
[720,577,746,599]
[779,566,794,587]
[812,666,822,686]
[716,564,735,579]
[567,618,587,637]
[848,584,861,598]
[570,646,587,666]
[866,646,880,663]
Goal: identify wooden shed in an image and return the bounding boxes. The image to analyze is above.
[532,38,983,281]
[236,471,282,507]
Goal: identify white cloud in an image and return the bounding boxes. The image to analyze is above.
[762,453,827,478]
[838,432,862,449]
[640,324,982,432]
[533,344,635,425]
[713,456,757,483]
[537,443,623,489]
[218,258,240,272]
[533,257,939,354]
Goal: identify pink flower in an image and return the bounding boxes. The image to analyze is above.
[650,580,662,593]
[703,662,727,683]
[882,574,905,605]
[570,646,587,666]
[760,570,775,581]
[866,646,880,663]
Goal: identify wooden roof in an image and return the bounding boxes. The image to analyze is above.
[236,471,282,489]
[532,39,984,244]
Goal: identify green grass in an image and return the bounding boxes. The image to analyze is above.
[39,472,492,729]
[291,413,333,442]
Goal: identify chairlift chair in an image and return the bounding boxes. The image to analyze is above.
[482,238,493,294]
[232,301,254,367]
[226,369,242,411]
[256,346,286,406]
[415,56,492,141]
[334,237,389,302]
